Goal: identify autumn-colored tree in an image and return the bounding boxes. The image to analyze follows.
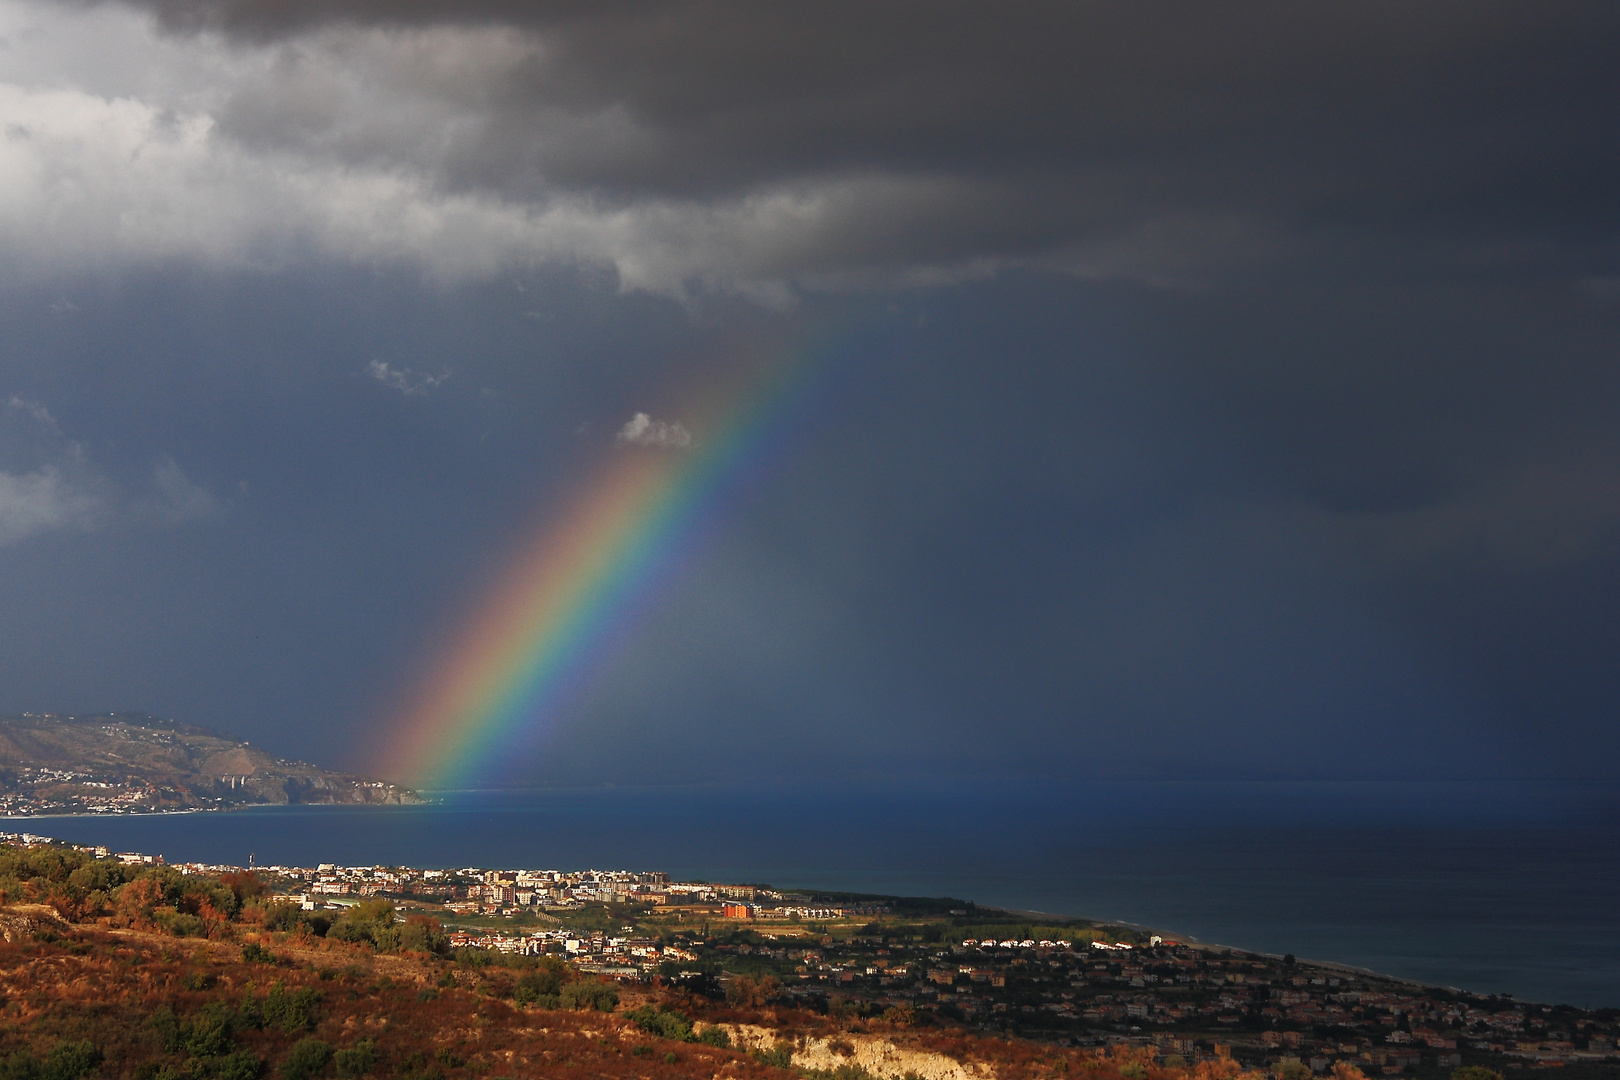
[725,974,781,1008]
[113,876,166,929]
[220,870,267,906]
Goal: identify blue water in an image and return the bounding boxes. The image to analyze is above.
[26,781,1620,1009]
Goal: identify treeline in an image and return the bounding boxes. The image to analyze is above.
[0,847,449,957]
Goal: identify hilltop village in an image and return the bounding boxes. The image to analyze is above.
[27,834,1613,1080]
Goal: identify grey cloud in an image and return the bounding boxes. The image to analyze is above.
[20,0,1604,292]
[1319,466,1620,575]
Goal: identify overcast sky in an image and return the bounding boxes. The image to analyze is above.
[1,0,1617,787]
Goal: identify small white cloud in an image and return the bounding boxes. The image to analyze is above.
[0,463,107,546]
[0,396,221,545]
[49,298,77,317]
[5,394,56,429]
[616,412,692,450]
[366,359,450,396]
[145,455,224,523]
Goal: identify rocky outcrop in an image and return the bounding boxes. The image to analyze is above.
[719,1023,993,1080]
[0,905,70,943]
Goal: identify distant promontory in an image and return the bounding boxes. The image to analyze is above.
[0,712,421,814]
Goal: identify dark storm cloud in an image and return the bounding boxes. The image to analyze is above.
[3,0,1618,786]
[97,0,1620,282]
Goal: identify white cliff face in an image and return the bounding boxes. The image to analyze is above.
[718,1023,994,1080]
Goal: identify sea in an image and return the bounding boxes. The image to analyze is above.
[23,780,1620,1011]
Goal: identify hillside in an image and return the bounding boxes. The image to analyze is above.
[0,713,420,813]
[0,842,1609,1080]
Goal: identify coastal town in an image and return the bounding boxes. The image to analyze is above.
[14,831,1615,1080]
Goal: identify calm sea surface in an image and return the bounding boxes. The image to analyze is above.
[25,781,1620,1009]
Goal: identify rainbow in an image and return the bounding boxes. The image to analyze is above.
[376,333,830,790]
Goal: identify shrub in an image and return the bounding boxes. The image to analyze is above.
[397,915,447,955]
[279,1039,331,1080]
[558,981,617,1012]
[624,1006,692,1042]
[263,982,323,1033]
[216,1052,264,1080]
[725,974,781,1008]
[156,911,206,938]
[43,1042,102,1080]
[183,1002,237,1057]
[693,1027,730,1048]
[0,1041,103,1080]
[242,942,275,964]
[0,1052,37,1080]
[258,902,305,933]
[801,1068,876,1080]
[511,965,564,1006]
[756,1044,794,1069]
[152,1003,236,1057]
[333,1040,378,1079]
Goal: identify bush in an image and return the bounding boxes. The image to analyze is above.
[156,911,206,938]
[279,1039,331,1080]
[694,1027,730,1048]
[152,1003,236,1057]
[263,982,323,1033]
[624,1006,692,1041]
[333,1040,378,1079]
[397,915,447,955]
[216,1052,264,1080]
[184,1002,237,1057]
[0,1042,103,1080]
[558,981,617,1012]
[512,966,563,1006]
[242,942,275,964]
[258,902,305,933]
[801,1068,876,1080]
[42,1042,101,1080]
[756,1044,794,1069]
[0,1053,37,1080]
[725,974,780,1008]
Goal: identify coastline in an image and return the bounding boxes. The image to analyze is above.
[16,789,1619,1010]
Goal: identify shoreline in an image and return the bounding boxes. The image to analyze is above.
[18,803,1616,1010]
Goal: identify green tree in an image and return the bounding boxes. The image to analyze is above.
[333,1040,378,1078]
[279,1040,331,1080]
